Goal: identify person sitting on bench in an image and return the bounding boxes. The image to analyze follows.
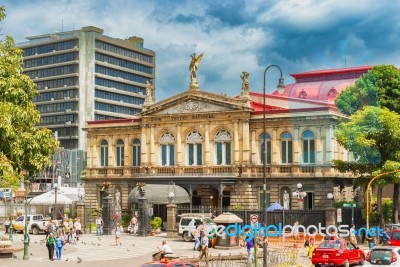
[153,241,173,260]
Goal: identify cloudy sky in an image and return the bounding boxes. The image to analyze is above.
[2,0,399,101]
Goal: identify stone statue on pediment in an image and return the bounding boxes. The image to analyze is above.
[143,80,154,107]
[189,52,204,90]
[241,71,250,92]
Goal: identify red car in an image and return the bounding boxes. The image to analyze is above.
[389,229,400,246]
[141,258,198,267]
[312,239,365,267]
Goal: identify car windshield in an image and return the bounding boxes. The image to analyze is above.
[392,232,400,240]
[370,249,393,261]
[318,242,341,249]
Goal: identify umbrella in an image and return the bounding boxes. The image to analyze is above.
[267,202,284,212]
[30,187,83,205]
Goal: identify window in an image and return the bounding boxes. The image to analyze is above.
[132,138,141,166]
[302,130,315,163]
[160,133,175,166]
[259,191,271,209]
[116,139,125,167]
[260,132,271,164]
[281,132,293,164]
[186,132,203,166]
[299,90,307,99]
[215,130,232,165]
[304,192,314,210]
[100,140,109,166]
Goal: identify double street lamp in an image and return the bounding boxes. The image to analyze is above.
[292,183,307,210]
[262,65,285,267]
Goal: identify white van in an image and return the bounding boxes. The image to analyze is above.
[178,213,214,242]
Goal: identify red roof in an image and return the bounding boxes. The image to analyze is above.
[271,65,373,103]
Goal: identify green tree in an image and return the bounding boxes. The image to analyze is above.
[0,6,59,188]
[335,65,400,224]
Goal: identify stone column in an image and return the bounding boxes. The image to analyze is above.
[76,202,85,233]
[204,123,211,165]
[138,189,149,237]
[166,203,178,238]
[242,120,250,165]
[108,137,115,167]
[325,207,336,226]
[250,130,256,164]
[176,123,182,166]
[141,125,148,166]
[102,189,112,235]
[293,127,300,164]
[234,120,240,165]
[150,125,155,166]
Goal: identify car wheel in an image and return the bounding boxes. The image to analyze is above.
[358,254,365,265]
[341,259,349,267]
[315,265,321,267]
[32,226,39,235]
[183,232,192,242]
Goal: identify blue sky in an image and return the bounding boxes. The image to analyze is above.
[2,0,400,101]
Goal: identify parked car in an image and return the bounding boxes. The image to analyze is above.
[311,239,365,267]
[12,214,50,235]
[387,224,400,234]
[389,230,400,246]
[178,213,215,242]
[365,246,400,266]
[141,258,197,266]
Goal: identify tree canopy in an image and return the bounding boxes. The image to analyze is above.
[0,6,59,188]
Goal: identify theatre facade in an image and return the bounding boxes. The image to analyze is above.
[82,65,372,213]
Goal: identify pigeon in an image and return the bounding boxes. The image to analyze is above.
[97,237,101,241]
[35,241,38,244]
[12,254,17,259]
[77,257,82,263]
[97,243,101,246]
[132,244,135,246]
[127,248,130,252]
[30,253,33,256]
[66,258,69,261]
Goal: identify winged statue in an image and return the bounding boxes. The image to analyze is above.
[189,52,204,84]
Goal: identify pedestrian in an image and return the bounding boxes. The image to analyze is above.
[366,229,377,249]
[382,228,390,245]
[328,228,340,240]
[349,224,357,245]
[45,219,52,239]
[129,215,138,234]
[115,223,122,246]
[293,221,299,240]
[55,231,65,260]
[243,228,255,265]
[74,219,82,240]
[198,230,209,266]
[96,215,103,236]
[46,232,55,261]
[157,240,173,259]
[307,229,315,259]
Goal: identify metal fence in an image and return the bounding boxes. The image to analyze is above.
[192,248,298,267]
[177,205,326,228]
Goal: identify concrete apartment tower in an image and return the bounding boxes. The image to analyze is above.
[17,26,156,151]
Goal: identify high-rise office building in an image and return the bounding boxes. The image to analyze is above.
[17,26,156,150]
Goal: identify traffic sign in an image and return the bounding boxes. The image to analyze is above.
[4,188,12,198]
[250,214,258,225]
[337,208,342,223]
[343,203,357,208]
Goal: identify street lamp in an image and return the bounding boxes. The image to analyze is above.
[262,65,285,267]
[209,195,213,213]
[22,173,31,260]
[327,192,334,207]
[292,183,307,210]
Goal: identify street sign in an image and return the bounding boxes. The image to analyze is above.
[4,188,12,198]
[343,203,357,208]
[250,214,258,225]
[337,208,342,223]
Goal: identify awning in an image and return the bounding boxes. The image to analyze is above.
[128,184,190,204]
[267,202,284,211]
[30,187,84,205]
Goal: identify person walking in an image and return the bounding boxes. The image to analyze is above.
[96,215,103,236]
[293,221,299,240]
[46,232,55,261]
[74,219,82,240]
[243,228,255,266]
[115,223,122,246]
[199,230,209,266]
[307,229,315,259]
[130,215,138,234]
[55,232,64,260]
[349,224,357,245]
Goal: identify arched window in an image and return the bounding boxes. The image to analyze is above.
[100,140,109,167]
[132,138,141,166]
[281,132,293,164]
[215,130,232,165]
[260,132,271,164]
[302,130,315,163]
[299,90,307,99]
[328,88,337,99]
[116,139,125,166]
[186,132,202,166]
[160,133,175,166]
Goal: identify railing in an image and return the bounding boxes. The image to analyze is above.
[183,166,204,175]
[193,248,298,267]
[301,165,315,173]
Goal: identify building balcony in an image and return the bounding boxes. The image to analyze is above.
[85,164,352,179]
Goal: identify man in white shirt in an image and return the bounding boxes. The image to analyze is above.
[158,240,173,259]
[199,230,209,265]
[95,216,103,236]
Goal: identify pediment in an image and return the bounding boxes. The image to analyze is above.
[141,91,251,116]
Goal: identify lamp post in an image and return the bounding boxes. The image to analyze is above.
[210,195,213,214]
[8,188,14,241]
[327,193,334,207]
[262,65,285,267]
[292,183,307,210]
[23,174,31,260]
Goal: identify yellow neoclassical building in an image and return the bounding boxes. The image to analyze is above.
[83,65,372,213]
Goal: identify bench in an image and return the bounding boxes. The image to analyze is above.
[165,254,180,260]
